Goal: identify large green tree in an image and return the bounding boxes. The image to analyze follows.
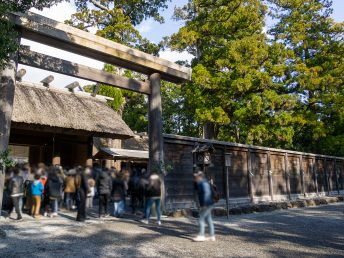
[68,0,170,133]
[168,0,301,147]
[268,0,344,155]
[0,1,63,69]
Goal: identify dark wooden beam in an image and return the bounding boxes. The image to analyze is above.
[18,48,151,95]
[11,12,192,83]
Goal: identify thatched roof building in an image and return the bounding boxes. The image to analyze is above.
[11,82,134,139]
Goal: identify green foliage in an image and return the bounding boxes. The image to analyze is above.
[0,0,63,69]
[161,81,201,136]
[0,150,16,169]
[268,0,344,155]
[68,0,170,133]
[66,0,167,53]
[168,0,301,148]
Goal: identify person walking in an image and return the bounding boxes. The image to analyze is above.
[31,173,44,218]
[46,168,63,217]
[75,167,89,222]
[8,168,24,220]
[96,168,112,218]
[193,171,215,242]
[111,172,126,218]
[141,170,162,225]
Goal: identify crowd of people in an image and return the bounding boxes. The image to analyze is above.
[3,163,216,241]
[3,163,162,224]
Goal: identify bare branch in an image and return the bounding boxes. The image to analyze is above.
[90,0,109,11]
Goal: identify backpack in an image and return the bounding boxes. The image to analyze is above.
[210,181,220,203]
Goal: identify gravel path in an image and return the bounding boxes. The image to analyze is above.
[0,203,343,258]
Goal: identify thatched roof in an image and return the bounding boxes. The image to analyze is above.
[11,82,134,139]
[94,147,148,161]
[122,133,148,151]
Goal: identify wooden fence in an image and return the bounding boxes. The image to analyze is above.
[163,134,344,210]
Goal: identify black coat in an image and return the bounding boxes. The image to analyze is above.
[146,174,161,198]
[46,174,63,198]
[97,171,112,195]
[111,178,126,202]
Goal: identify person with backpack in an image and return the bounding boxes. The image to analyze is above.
[45,168,63,217]
[193,171,216,242]
[141,170,162,225]
[7,167,24,221]
[96,168,112,218]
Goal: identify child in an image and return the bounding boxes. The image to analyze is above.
[86,176,95,209]
[31,174,44,218]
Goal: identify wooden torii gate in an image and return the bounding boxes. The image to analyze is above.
[0,12,192,211]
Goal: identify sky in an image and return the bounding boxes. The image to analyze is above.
[19,0,344,89]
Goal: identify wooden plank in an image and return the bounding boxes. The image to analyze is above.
[267,151,274,201]
[247,149,254,202]
[18,48,151,94]
[300,155,305,196]
[11,12,192,83]
[285,153,291,199]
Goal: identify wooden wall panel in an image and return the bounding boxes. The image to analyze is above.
[288,156,302,194]
[251,152,269,196]
[316,159,327,193]
[303,158,316,193]
[338,161,344,190]
[227,149,249,198]
[271,154,287,195]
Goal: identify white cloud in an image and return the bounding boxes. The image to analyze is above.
[137,19,154,34]
[31,2,75,22]
[159,49,193,63]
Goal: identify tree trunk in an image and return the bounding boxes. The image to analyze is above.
[0,54,18,216]
[203,122,215,140]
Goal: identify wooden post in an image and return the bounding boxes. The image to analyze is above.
[267,151,274,201]
[52,136,61,166]
[324,159,330,195]
[285,153,291,200]
[247,149,255,203]
[300,155,305,196]
[0,40,19,216]
[148,73,164,173]
[86,136,93,167]
[334,159,340,195]
[313,157,319,195]
[148,73,165,210]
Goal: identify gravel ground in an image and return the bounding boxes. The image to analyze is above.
[0,203,343,258]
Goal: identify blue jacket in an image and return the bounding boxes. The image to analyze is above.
[197,179,214,207]
[31,180,44,196]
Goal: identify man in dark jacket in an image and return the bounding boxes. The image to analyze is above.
[8,167,24,220]
[141,170,162,225]
[96,168,112,218]
[193,171,215,242]
[46,168,63,217]
[75,167,89,222]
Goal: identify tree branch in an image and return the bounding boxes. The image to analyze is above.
[90,0,109,11]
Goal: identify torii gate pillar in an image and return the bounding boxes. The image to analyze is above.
[148,73,164,173]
